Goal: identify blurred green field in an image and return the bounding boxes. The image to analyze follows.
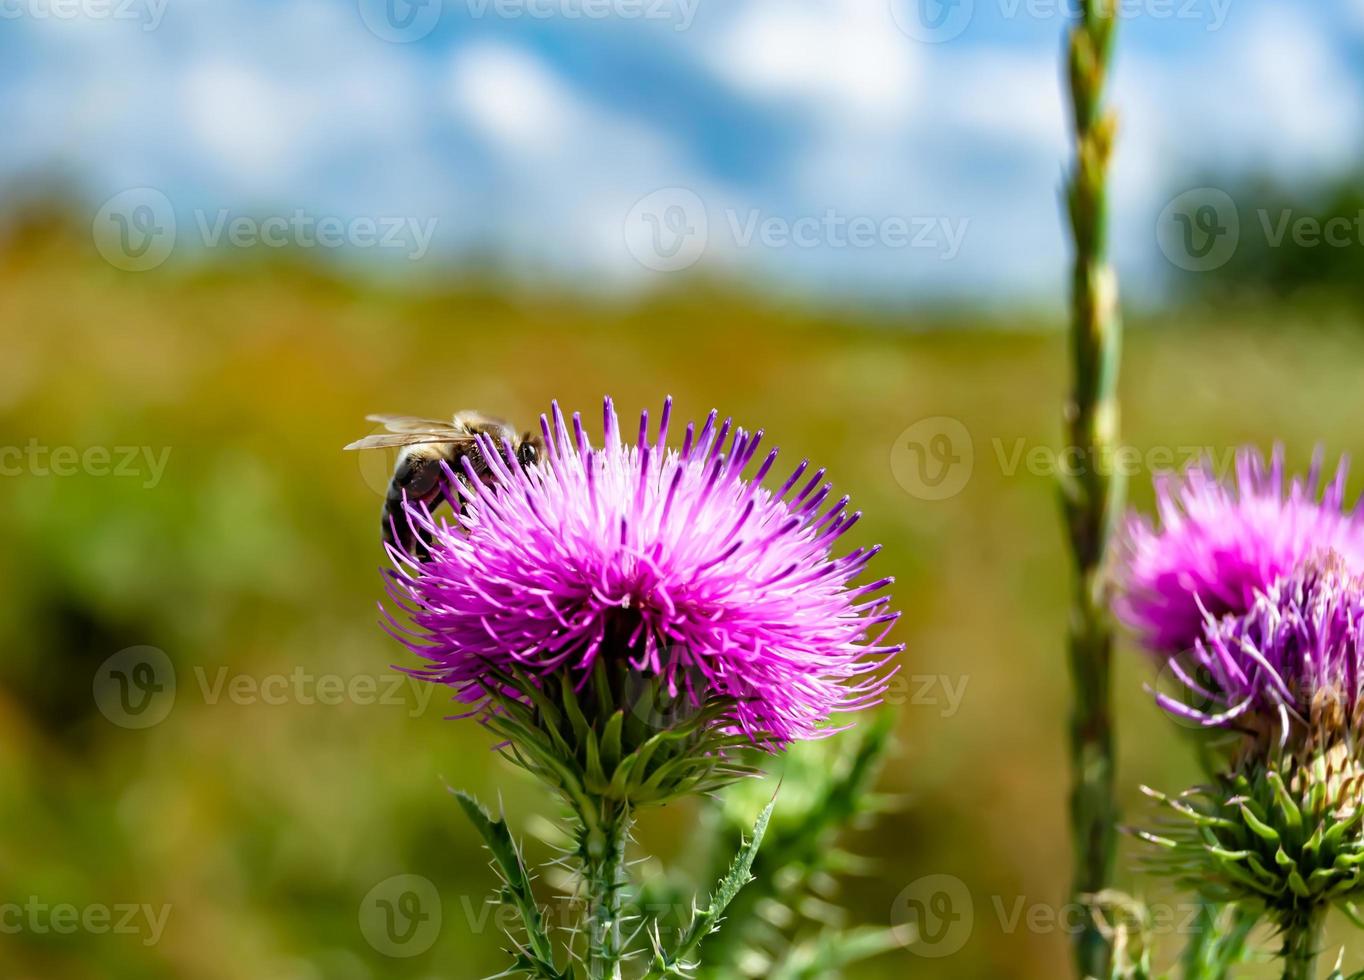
[4,227,1364,978]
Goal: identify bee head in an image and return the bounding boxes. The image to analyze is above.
[516,436,541,470]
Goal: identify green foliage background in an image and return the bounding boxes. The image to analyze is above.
[4,221,1364,977]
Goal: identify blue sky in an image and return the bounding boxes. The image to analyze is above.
[2,0,1362,306]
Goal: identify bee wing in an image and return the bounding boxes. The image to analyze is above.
[365,413,461,433]
[451,410,514,432]
[343,433,470,451]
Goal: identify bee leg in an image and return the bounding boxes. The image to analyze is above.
[383,455,448,555]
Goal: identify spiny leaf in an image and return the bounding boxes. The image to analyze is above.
[646,799,776,978]
[453,790,567,979]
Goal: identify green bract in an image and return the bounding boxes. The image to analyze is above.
[479,662,762,811]
[1139,742,1364,932]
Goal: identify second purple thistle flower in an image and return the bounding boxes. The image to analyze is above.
[1117,446,1364,657]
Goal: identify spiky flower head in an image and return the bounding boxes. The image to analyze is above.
[1140,562,1364,931]
[383,397,901,805]
[1117,447,1364,656]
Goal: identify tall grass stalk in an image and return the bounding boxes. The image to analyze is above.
[1061,0,1124,976]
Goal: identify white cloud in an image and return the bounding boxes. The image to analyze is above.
[181,62,301,185]
[445,40,725,283]
[1232,9,1362,172]
[447,43,578,155]
[707,0,919,128]
[929,48,1065,155]
[173,0,435,194]
[1116,8,1362,180]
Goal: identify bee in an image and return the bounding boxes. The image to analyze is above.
[344,411,542,552]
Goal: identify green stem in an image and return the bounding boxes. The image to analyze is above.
[581,797,632,979]
[1062,1,1123,977]
[1181,899,1258,980]
[1280,907,1326,980]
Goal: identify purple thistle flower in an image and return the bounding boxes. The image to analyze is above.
[383,396,901,747]
[1117,446,1364,656]
[1156,559,1364,736]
